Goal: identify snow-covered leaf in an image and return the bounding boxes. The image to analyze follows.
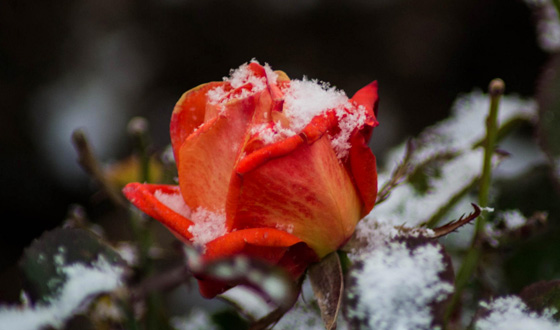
[475,296,560,330]
[0,255,126,330]
[20,227,125,303]
[345,236,454,330]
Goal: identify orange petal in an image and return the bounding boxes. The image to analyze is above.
[197,228,318,298]
[122,183,193,240]
[170,81,230,167]
[178,92,268,214]
[228,135,362,258]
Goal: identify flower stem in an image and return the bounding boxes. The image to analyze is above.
[444,79,504,326]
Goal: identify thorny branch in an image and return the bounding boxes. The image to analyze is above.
[431,203,481,238]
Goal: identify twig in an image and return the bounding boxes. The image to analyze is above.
[71,130,127,208]
[376,139,415,205]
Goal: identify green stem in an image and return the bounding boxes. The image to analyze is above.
[444,79,504,326]
[477,78,503,230]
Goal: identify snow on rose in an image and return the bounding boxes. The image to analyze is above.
[123,61,379,298]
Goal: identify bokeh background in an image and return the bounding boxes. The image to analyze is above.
[0,0,548,303]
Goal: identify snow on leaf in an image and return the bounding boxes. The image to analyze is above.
[475,296,560,330]
[0,256,125,330]
[345,240,453,330]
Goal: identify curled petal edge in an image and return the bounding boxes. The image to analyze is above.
[122,183,194,240]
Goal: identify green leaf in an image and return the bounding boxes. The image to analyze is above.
[309,252,343,330]
[19,227,125,303]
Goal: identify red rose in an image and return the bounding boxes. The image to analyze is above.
[123,62,379,298]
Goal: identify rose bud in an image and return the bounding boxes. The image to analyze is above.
[123,61,379,298]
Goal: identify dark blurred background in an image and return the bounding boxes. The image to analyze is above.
[0,0,548,302]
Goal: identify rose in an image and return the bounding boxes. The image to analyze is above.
[123,62,379,298]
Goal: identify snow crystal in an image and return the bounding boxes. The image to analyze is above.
[349,221,435,260]
[0,256,125,330]
[475,296,560,330]
[250,123,296,145]
[227,61,269,90]
[206,85,229,104]
[263,62,279,84]
[331,105,367,158]
[171,308,219,330]
[154,189,192,218]
[207,60,271,105]
[187,207,227,248]
[282,78,369,158]
[347,242,453,330]
[282,78,348,133]
[154,189,226,247]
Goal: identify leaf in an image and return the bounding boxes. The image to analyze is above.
[519,280,560,320]
[308,252,343,330]
[537,54,560,191]
[19,227,125,303]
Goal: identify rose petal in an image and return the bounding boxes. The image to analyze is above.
[347,132,378,216]
[228,135,362,258]
[177,93,260,214]
[197,228,318,298]
[122,183,194,240]
[350,81,379,141]
[170,82,229,167]
[345,81,379,215]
